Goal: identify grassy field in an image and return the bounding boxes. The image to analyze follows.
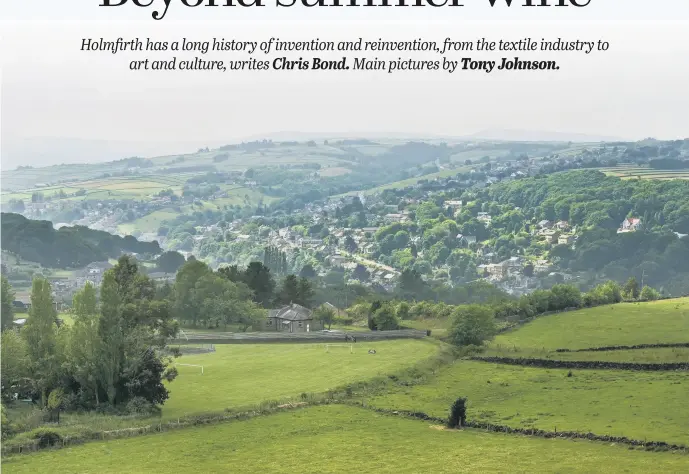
[492,299,689,351]
[163,340,438,418]
[5,405,688,474]
[117,209,182,234]
[366,360,689,445]
[600,166,689,181]
[116,186,274,235]
[1,175,194,204]
[340,166,474,197]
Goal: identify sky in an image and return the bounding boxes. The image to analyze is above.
[1,0,688,167]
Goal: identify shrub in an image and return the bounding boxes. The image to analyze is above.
[447,397,467,428]
[372,303,400,331]
[448,305,496,347]
[125,396,160,416]
[32,428,62,448]
[639,286,661,301]
[1,403,12,439]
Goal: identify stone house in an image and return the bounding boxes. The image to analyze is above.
[261,303,323,333]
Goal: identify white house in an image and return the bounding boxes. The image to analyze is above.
[617,218,641,233]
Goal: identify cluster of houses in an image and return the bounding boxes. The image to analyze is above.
[534,220,577,245]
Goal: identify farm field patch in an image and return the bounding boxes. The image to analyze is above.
[5,405,688,474]
[162,340,438,418]
[492,299,689,351]
[366,360,689,445]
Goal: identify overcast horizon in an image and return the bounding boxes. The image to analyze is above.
[2,0,688,168]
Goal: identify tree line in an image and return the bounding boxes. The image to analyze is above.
[1,213,161,269]
[1,259,178,423]
[345,277,662,349]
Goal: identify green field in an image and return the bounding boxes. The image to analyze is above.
[117,209,182,234]
[366,360,689,445]
[4,405,688,474]
[600,166,689,181]
[0,143,351,193]
[340,166,473,197]
[116,185,275,235]
[492,299,689,351]
[1,175,193,204]
[163,340,438,418]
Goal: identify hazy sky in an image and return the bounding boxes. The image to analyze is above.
[1,0,688,167]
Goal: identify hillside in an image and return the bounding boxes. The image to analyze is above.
[4,297,688,471]
[367,298,689,446]
[0,213,160,268]
[491,297,689,351]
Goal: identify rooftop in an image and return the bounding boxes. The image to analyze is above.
[269,303,313,321]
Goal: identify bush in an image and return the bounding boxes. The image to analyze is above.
[125,396,161,416]
[639,286,661,301]
[448,305,496,347]
[447,397,467,428]
[1,403,12,439]
[32,428,62,448]
[372,303,400,330]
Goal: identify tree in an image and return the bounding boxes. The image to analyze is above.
[98,271,126,406]
[397,269,429,301]
[448,304,496,347]
[1,275,15,331]
[97,256,178,407]
[548,284,582,311]
[1,329,29,402]
[275,275,300,306]
[639,285,660,301]
[447,397,467,428]
[22,277,59,406]
[314,304,336,330]
[297,277,314,308]
[173,259,212,326]
[217,264,243,283]
[299,264,317,279]
[368,300,382,330]
[344,236,358,253]
[372,303,400,330]
[67,283,102,405]
[623,277,640,300]
[155,251,186,274]
[396,301,411,320]
[243,262,276,308]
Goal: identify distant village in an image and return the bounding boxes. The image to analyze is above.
[6,148,681,302]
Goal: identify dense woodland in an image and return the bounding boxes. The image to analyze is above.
[484,171,689,292]
[1,213,160,268]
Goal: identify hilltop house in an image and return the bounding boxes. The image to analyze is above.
[384,213,409,223]
[444,200,463,211]
[554,220,570,231]
[618,218,642,234]
[261,303,323,333]
[558,234,575,246]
